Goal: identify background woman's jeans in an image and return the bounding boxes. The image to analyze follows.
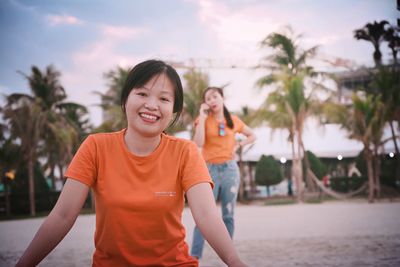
[191,160,240,259]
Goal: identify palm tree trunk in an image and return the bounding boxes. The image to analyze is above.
[365,149,375,203]
[301,142,317,193]
[289,138,295,197]
[389,121,399,154]
[28,156,36,216]
[58,164,64,183]
[5,178,10,216]
[389,121,400,185]
[296,134,304,203]
[49,164,56,191]
[373,149,381,199]
[373,45,382,67]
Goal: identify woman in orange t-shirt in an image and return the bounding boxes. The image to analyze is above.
[16,60,248,267]
[191,87,256,260]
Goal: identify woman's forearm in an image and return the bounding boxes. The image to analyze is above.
[195,207,243,266]
[187,183,247,267]
[16,179,89,267]
[16,211,77,266]
[192,117,206,147]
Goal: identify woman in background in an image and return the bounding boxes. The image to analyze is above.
[191,86,256,259]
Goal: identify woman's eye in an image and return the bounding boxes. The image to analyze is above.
[161,97,171,102]
[136,92,147,97]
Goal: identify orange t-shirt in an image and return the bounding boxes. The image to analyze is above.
[65,129,213,266]
[198,115,245,163]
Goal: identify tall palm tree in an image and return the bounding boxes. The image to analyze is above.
[256,28,322,202]
[20,65,89,189]
[354,20,389,67]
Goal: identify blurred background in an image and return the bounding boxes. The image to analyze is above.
[0,0,399,217]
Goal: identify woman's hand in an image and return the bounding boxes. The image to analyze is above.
[199,103,210,117]
[233,142,242,157]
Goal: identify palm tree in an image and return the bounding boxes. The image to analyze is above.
[2,65,88,215]
[94,66,130,132]
[234,106,259,201]
[383,24,400,65]
[20,65,89,189]
[256,28,322,202]
[2,95,45,215]
[0,121,20,216]
[324,94,387,202]
[181,68,210,134]
[354,20,389,67]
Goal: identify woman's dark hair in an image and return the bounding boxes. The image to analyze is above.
[202,87,234,129]
[121,59,183,127]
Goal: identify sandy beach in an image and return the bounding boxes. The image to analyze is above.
[1,200,399,267]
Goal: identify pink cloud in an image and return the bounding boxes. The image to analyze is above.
[46,14,83,26]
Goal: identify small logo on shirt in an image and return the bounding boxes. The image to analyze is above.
[155,191,176,197]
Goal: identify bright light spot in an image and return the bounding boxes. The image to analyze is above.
[389,152,395,158]
[280,157,287,164]
[337,155,343,160]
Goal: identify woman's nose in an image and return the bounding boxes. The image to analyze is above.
[144,97,158,110]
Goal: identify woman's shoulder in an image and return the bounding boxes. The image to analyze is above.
[163,134,198,150]
[85,129,124,145]
[230,114,242,121]
[164,133,192,144]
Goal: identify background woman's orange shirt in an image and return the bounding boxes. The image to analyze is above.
[200,115,245,163]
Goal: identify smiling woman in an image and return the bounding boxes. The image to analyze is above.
[15,59,248,267]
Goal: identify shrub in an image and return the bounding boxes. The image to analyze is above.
[255,155,283,191]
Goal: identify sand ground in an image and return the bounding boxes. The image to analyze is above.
[1,200,399,267]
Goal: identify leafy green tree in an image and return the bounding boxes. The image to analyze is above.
[255,155,283,196]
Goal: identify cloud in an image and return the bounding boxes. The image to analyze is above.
[194,0,279,62]
[101,25,148,39]
[61,24,150,126]
[46,14,84,26]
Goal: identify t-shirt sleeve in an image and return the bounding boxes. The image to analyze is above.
[233,115,245,133]
[64,135,98,187]
[180,141,214,192]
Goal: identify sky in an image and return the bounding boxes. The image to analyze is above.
[0,0,398,127]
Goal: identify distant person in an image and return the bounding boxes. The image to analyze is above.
[323,174,331,187]
[191,87,256,259]
[287,177,293,196]
[16,60,247,267]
